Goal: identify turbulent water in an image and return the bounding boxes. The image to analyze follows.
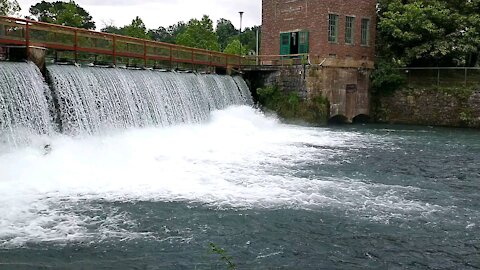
[0,62,53,146]
[0,106,478,269]
[48,65,252,135]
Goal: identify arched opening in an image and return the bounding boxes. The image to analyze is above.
[352,114,370,124]
[328,114,349,125]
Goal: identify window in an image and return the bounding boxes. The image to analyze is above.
[361,18,370,46]
[345,16,355,44]
[328,14,339,43]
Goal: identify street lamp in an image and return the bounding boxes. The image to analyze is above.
[239,11,244,55]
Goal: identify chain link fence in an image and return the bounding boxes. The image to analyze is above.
[399,67,480,88]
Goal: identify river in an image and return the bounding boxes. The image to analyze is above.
[0,106,478,269]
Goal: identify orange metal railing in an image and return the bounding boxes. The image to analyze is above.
[242,54,310,66]
[0,16,242,68]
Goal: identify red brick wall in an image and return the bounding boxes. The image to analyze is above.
[261,0,376,63]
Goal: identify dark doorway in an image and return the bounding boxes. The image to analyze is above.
[290,32,299,54]
[280,31,309,55]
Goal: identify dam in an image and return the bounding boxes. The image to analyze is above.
[0,61,252,145]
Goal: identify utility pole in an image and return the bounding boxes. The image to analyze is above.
[256,27,260,65]
[239,11,244,56]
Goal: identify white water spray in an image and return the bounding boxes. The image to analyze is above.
[47,65,252,135]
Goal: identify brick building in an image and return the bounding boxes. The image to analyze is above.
[261,0,376,66]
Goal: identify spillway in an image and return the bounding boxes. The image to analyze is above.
[0,62,53,146]
[47,66,252,134]
[0,62,253,139]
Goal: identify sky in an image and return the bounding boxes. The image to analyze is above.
[17,0,262,30]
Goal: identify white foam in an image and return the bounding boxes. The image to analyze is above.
[0,106,442,246]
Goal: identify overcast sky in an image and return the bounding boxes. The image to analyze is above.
[17,0,262,30]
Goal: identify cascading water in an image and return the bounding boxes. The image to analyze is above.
[0,62,53,146]
[47,65,253,135]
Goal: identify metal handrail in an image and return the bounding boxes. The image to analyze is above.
[242,53,310,66]
[0,15,242,68]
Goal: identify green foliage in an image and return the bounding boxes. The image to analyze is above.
[148,22,186,44]
[209,243,236,270]
[436,86,474,101]
[29,0,95,29]
[459,108,476,126]
[215,18,259,53]
[239,26,260,55]
[257,86,329,125]
[216,18,237,51]
[100,24,122,35]
[223,39,247,55]
[0,0,20,16]
[377,0,480,66]
[176,15,220,51]
[121,16,150,39]
[101,17,150,39]
[371,60,406,94]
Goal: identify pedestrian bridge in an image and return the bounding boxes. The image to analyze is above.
[0,16,244,70]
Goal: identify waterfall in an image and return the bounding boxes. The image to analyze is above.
[0,62,53,145]
[47,65,253,135]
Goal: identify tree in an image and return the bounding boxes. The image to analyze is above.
[100,24,121,35]
[121,16,150,39]
[0,0,20,16]
[148,22,186,43]
[176,15,220,51]
[29,1,95,29]
[223,39,247,55]
[102,16,150,40]
[377,0,480,66]
[239,26,260,55]
[216,18,237,50]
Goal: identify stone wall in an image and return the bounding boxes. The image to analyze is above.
[245,64,371,121]
[374,88,480,128]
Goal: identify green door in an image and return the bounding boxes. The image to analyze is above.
[298,31,309,54]
[280,32,291,55]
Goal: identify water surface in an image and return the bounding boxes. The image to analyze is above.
[0,106,478,269]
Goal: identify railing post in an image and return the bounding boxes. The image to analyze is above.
[209,52,212,69]
[191,50,194,71]
[437,68,440,86]
[465,67,468,87]
[143,40,147,67]
[25,21,30,60]
[169,45,173,70]
[74,30,78,63]
[112,36,116,66]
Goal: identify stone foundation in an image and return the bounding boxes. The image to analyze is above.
[244,64,371,122]
[374,88,480,128]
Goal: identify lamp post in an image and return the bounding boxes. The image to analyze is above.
[239,11,244,56]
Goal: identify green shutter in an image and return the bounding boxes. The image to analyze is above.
[299,31,309,54]
[280,32,290,55]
